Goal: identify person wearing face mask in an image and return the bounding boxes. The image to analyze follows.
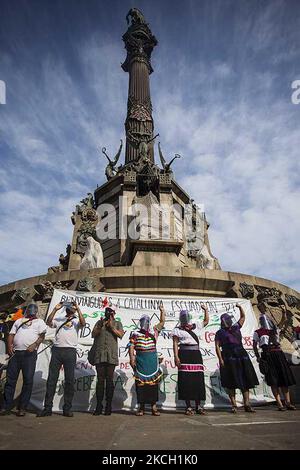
[0,303,46,417]
[171,306,208,415]
[129,304,165,416]
[253,303,296,411]
[37,300,85,418]
[91,307,124,416]
[215,304,259,413]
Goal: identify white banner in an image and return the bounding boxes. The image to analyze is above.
[30,290,273,411]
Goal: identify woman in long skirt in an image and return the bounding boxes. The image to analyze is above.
[215,304,259,413]
[172,305,208,415]
[253,303,296,411]
[129,304,165,416]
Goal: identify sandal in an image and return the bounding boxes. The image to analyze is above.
[196,408,206,415]
[286,403,296,411]
[135,409,145,416]
[185,407,194,416]
[277,406,286,411]
[231,406,237,414]
[244,405,256,413]
[151,409,160,416]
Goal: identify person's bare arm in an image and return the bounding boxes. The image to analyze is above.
[7,334,15,356]
[155,304,165,331]
[46,303,63,327]
[107,318,124,339]
[129,344,136,369]
[236,303,245,327]
[201,304,209,327]
[173,336,181,368]
[253,340,260,361]
[215,339,224,367]
[74,303,86,328]
[27,333,45,353]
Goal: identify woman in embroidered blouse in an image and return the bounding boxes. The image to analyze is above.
[129,304,165,416]
[215,303,259,413]
[172,305,208,415]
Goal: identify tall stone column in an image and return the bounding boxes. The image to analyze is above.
[122,10,158,164]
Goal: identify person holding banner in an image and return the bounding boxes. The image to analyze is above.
[0,303,46,417]
[172,305,208,415]
[91,306,124,416]
[215,304,259,413]
[37,301,85,418]
[129,304,165,416]
[253,303,296,411]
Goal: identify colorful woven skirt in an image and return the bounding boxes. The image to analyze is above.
[178,345,206,401]
[134,350,162,404]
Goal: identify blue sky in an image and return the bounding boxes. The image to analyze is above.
[0,0,300,291]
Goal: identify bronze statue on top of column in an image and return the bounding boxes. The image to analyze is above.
[122,9,158,165]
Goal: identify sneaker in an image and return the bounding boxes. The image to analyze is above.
[16,409,26,417]
[0,409,11,416]
[63,411,74,417]
[36,409,52,417]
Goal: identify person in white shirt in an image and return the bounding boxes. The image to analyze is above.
[171,305,208,415]
[38,301,85,418]
[0,303,46,417]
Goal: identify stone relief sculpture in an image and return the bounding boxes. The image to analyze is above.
[186,204,220,270]
[132,191,168,240]
[80,236,104,270]
[77,277,95,292]
[102,140,123,180]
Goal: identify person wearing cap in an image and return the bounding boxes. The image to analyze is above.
[37,301,85,417]
[129,304,165,416]
[215,303,259,413]
[91,306,124,416]
[0,303,46,417]
[253,303,296,411]
[171,305,208,415]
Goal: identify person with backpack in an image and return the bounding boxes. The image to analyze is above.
[0,303,46,416]
[215,304,259,413]
[37,300,85,417]
[129,304,165,416]
[171,305,208,415]
[253,303,296,411]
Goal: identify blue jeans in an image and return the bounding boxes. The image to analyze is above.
[3,350,37,410]
[44,347,76,412]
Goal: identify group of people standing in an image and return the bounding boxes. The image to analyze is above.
[0,299,297,417]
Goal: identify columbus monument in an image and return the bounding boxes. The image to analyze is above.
[0,9,299,359]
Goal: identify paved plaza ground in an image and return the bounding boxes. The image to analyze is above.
[0,405,299,450]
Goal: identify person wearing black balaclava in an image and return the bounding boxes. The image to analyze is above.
[215,304,259,413]
[0,303,46,417]
[253,303,296,411]
[38,300,85,418]
[91,307,124,416]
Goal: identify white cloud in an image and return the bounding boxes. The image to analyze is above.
[0,3,299,293]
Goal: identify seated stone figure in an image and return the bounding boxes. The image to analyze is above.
[80,236,104,270]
